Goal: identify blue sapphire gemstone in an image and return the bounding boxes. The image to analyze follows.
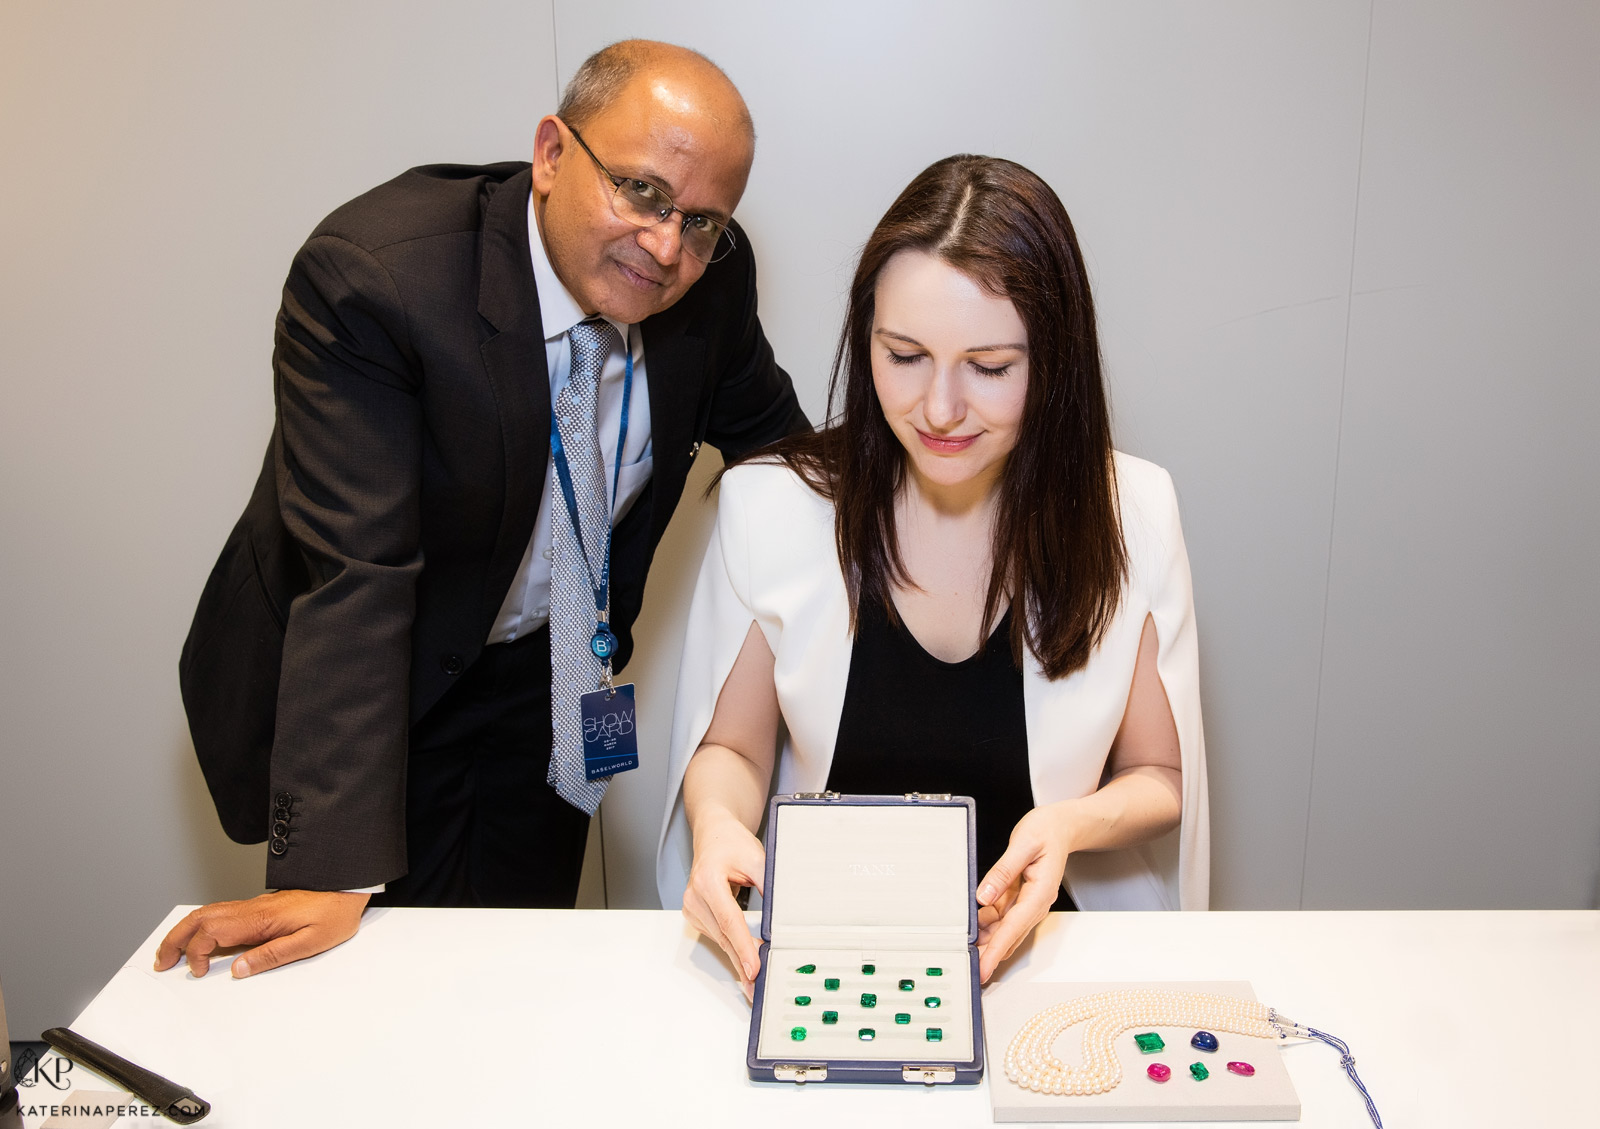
[1191,1030,1219,1052]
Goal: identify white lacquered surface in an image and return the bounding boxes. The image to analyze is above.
[24,909,1599,1128]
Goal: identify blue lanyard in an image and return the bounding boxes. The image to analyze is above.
[549,330,632,663]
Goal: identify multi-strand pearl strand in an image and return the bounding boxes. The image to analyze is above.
[1003,989,1305,1096]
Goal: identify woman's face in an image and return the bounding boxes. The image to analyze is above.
[870,249,1030,497]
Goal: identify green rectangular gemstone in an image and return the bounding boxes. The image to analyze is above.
[1134,1032,1166,1054]
[1190,1062,1210,1081]
[895,1013,911,1024]
[860,993,877,1008]
[790,1027,806,1041]
[794,995,811,1006]
[858,1028,876,1041]
[861,963,875,975]
[926,967,943,976]
[898,979,914,990]
[822,1010,838,1024]
[926,1027,943,1042]
[924,996,940,1008]
[824,978,840,990]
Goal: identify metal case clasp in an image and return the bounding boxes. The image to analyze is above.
[774,1064,827,1083]
[903,1065,956,1084]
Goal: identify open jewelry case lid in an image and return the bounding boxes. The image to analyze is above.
[749,793,983,1085]
[759,792,978,946]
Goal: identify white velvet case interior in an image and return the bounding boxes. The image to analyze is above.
[755,803,974,1062]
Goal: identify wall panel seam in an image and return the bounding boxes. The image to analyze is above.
[1300,0,1377,911]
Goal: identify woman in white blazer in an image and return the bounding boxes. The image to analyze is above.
[657,156,1209,996]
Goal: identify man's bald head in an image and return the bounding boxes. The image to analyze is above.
[557,40,755,152]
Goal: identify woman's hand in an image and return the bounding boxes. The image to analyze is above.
[975,802,1076,983]
[683,806,767,1000]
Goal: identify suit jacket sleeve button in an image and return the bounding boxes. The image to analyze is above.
[271,819,290,838]
[274,792,293,809]
[269,837,289,856]
[440,653,464,676]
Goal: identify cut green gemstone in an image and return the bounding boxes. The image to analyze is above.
[898,979,914,991]
[858,1028,876,1041]
[924,996,941,1008]
[1189,1062,1210,1081]
[926,1027,943,1042]
[1134,1032,1166,1054]
[821,1010,838,1025]
[795,963,816,974]
[895,1013,911,1025]
[824,978,840,990]
[926,967,943,976]
[860,993,877,1008]
[794,996,811,1006]
[861,963,876,975]
[790,1027,806,1041]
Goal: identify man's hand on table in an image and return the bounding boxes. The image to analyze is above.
[154,890,370,979]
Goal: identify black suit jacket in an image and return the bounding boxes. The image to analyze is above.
[180,163,806,889]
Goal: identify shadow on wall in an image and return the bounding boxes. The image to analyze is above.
[174,735,265,903]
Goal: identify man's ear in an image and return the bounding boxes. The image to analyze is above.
[530,115,565,196]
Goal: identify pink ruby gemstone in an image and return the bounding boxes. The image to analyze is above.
[1146,1063,1172,1082]
[1226,1061,1256,1076]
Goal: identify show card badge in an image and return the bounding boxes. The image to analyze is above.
[580,682,639,780]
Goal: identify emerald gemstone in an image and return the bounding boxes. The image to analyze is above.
[1134,1032,1166,1054]
[924,996,941,1008]
[858,1028,876,1041]
[861,963,875,975]
[824,978,840,990]
[1189,1062,1209,1081]
[860,993,877,1008]
[926,967,943,976]
[822,1010,838,1024]
[898,979,914,990]
[795,964,816,974]
[794,996,811,1006]
[895,1013,911,1024]
[926,1027,943,1042]
[790,1027,806,1041]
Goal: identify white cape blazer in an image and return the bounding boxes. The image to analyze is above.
[656,453,1209,912]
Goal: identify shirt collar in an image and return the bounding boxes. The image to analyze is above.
[527,190,630,345]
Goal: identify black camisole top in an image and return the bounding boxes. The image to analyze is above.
[825,593,1073,912]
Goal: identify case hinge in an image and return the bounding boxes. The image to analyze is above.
[790,791,841,801]
[774,1064,827,1083]
[903,792,952,802]
[903,1065,956,1084]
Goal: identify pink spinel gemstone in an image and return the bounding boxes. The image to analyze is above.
[1146,1063,1172,1082]
[1226,1061,1256,1076]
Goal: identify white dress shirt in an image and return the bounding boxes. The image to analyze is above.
[486,191,655,644]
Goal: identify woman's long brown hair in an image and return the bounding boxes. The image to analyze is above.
[734,154,1126,680]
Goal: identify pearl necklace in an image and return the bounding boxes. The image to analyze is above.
[1002,988,1310,1097]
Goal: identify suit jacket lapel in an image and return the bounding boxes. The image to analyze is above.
[477,168,549,624]
[639,318,706,538]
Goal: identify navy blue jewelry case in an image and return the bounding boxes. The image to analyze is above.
[746,792,984,1085]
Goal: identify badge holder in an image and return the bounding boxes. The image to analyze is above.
[747,792,984,1085]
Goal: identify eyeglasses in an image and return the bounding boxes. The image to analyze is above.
[564,122,737,263]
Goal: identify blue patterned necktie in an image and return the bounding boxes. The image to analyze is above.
[547,317,618,814]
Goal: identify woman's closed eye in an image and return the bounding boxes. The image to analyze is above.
[885,350,923,366]
[970,360,1013,377]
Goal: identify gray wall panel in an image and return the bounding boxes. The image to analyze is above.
[1304,1,1600,907]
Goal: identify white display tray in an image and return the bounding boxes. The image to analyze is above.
[983,980,1301,1122]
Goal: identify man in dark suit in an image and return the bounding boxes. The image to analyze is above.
[156,40,805,977]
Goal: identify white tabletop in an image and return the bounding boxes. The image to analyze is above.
[23,908,1599,1127]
